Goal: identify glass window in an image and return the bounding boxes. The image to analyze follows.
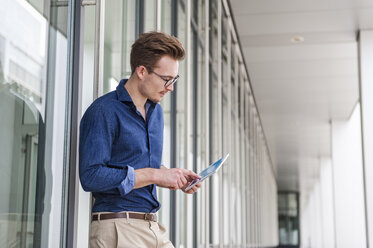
[161,0,172,34]
[0,0,70,247]
[278,192,300,246]
[144,0,157,32]
[209,0,218,58]
[102,0,137,94]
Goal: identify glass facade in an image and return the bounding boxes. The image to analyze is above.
[1,0,278,247]
[0,0,72,247]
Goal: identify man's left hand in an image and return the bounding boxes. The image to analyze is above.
[181,179,202,194]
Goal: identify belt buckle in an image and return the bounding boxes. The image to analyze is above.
[144,213,156,222]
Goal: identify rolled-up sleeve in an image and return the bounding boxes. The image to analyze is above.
[117,166,135,196]
[79,104,135,195]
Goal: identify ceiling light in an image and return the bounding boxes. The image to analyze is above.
[290,35,305,43]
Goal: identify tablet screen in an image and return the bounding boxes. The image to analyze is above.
[185,154,229,191]
[199,157,225,179]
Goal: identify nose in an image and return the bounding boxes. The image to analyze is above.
[165,83,174,92]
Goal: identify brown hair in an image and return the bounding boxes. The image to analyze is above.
[130,31,185,74]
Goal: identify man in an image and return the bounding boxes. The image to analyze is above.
[79,31,202,248]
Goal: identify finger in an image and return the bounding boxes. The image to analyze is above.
[195,182,202,188]
[180,175,188,186]
[177,178,184,189]
[183,182,201,194]
[170,181,179,190]
[185,186,197,194]
[172,178,181,189]
[184,170,201,179]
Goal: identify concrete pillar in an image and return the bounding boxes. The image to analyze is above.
[319,158,336,248]
[359,30,373,248]
[331,104,367,248]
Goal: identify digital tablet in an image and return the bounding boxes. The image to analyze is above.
[185,154,229,191]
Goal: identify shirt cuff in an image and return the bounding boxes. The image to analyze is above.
[117,166,135,196]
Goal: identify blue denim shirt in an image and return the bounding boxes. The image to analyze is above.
[79,79,163,213]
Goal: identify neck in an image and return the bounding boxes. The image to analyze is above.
[125,76,147,110]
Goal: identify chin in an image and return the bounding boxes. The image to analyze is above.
[149,97,162,103]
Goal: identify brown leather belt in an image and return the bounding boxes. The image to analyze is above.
[92,212,157,222]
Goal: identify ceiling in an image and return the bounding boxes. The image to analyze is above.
[229,0,373,192]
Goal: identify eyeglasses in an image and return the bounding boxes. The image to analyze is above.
[150,70,180,88]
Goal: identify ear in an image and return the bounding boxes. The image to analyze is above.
[135,66,147,80]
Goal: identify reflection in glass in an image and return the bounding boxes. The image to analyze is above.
[0,0,69,247]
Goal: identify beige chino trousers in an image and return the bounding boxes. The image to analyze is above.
[89,214,174,248]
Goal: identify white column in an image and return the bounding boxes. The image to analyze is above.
[319,158,336,248]
[331,104,367,248]
[359,30,373,248]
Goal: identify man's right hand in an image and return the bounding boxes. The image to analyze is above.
[156,168,200,190]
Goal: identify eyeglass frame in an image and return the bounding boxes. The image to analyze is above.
[148,69,180,88]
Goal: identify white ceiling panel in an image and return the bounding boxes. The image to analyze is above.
[246,59,358,79]
[231,0,373,15]
[234,10,357,36]
[243,42,357,62]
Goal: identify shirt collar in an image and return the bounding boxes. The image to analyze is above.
[116,79,157,107]
[116,79,133,103]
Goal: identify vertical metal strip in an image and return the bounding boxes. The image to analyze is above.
[65,0,82,247]
[192,29,199,248]
[358,31,371,248]
[204,1,210,247]
[226,18,232,246]
[169,0,178,245]
[217,1,223,246]
[135,0,145,37]
[208,1,214,243]
[156,0,161,31]
[184,1,193,246]
[93,0,104,98]
[139,0,144,35]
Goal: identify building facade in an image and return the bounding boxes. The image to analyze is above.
[0,0,278,247]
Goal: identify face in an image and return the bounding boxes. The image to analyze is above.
[137,55,179,103]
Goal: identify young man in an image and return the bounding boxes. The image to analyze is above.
[79,32,202,247]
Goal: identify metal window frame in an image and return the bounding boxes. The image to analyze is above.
[135,0,145,38]
[64,0,83,247]
[169,0,178,245]
[191,25,199,248]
